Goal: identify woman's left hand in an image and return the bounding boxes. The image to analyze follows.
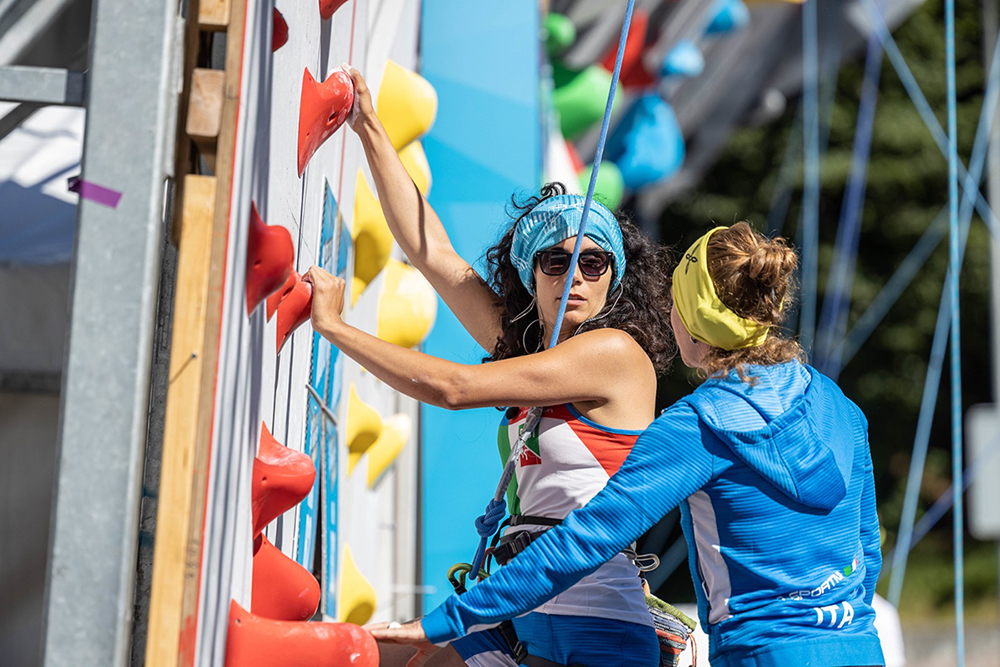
[303,266,346,334]
[366,621,440,667]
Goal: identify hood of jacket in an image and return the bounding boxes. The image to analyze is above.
[682,362,858,511]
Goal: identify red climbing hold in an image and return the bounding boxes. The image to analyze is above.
[252,423,316,537]
[318,0,349,20]
[274,272,313,354]
[297,68,355,175]
[252,534,320,621]
[266,270,297,321]
[246,202,294,316]
[599,9,655,89]
[226,601,378,667]
[272,8,288,52]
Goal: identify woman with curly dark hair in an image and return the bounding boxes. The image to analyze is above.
[304,67,673,667]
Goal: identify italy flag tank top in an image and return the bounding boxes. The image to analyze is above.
[497,404,653,627]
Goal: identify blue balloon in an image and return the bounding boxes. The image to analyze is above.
[606,93,685,190]
[705,0,750,36]
[661,40,705,79]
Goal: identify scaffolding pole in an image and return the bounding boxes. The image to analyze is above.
[40,0,182,662]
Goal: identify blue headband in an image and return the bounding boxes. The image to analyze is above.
[510,194,626,294]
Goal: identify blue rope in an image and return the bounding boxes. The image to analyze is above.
[799,0,820,355]
[834,13,1000,374]
[883,433,1000,574]
[468,0,636,582]
[860,0,1000,235]
[943,0,964,661]
[550,0,634,350]
[764,104,802,237]
[886,215,969,606]
[815,11,883,378]
[835,209,947,371]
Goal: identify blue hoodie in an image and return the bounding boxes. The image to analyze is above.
[422,362,885,667]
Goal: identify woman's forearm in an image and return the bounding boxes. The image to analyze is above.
[354,119,454,271]
[319,319,462,408]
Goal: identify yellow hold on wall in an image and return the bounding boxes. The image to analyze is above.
[346,383,382,475]
[338,544,377,626]
[377,60,438,151]
[398,141,432,196]
[352,171,394,301]
[367,414,411,488]
[377,259,437,349]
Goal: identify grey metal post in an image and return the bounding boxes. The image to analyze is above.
[40,0,181,662]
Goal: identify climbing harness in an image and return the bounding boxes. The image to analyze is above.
[645,595,697,667]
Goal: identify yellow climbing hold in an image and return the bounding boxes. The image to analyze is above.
[377,60,438,151]
[398,141,432,196]
[346,383,382,475]
[352,170,393,297]
[351,276,367,306]
[367,414,411,488]
[338,544,376,625]
[377,259,437,349]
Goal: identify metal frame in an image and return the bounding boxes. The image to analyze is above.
[0,65,85,105]
[40,0,182,663]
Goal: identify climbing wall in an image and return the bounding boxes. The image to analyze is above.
[148,0,438,664]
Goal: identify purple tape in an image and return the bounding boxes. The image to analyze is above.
[68,176,123,209]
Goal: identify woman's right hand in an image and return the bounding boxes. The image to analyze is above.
[342,64,377,131]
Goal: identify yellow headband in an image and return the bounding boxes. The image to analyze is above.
[672,227,770,351]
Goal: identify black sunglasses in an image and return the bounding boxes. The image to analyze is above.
[535,250,613,277]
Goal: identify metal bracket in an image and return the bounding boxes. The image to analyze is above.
[0,66,86,106]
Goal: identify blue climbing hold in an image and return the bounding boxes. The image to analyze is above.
[705,0,750,36]
[606,93,685,189]
[661,40,705,79]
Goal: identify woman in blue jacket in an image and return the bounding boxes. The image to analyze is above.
[373,223,885,667]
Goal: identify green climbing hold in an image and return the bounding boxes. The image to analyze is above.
[552,63,621,140]
[545,13,576,57]
[579,161,625,211]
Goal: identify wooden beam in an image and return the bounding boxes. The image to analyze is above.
[146,0,247,658]
[144,174,216,667]
[186,68,225,172]
[198,0,231,31]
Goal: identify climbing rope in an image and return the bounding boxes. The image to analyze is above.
[815,1,883,378]
[886,23,1000,608]
[466,0,637,583]
[799,0,820,355]
[943,0,965,662]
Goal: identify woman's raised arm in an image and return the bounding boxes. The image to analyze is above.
[346,66,500,351]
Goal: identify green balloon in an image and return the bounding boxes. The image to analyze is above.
[579,161,625,211]
[552,63,621,140]
[545,13,576,57]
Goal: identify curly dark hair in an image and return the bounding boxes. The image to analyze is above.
[482,182,675,375]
